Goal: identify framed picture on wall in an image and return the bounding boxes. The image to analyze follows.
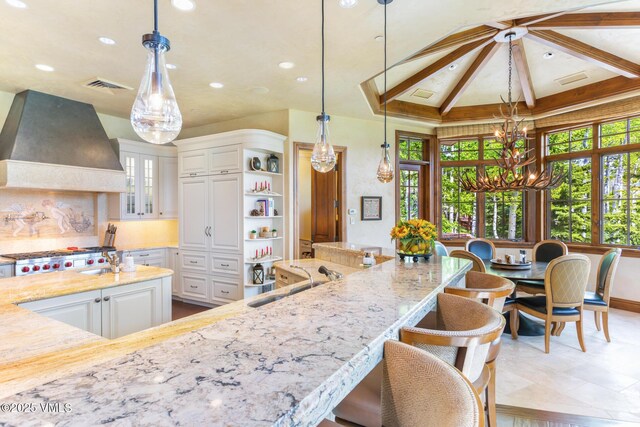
[361,196,382,221]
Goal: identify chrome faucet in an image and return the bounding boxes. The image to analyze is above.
[318,265,343,281]
[289,265,314,287]
[103,251,120,273]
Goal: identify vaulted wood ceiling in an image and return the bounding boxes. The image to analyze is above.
[362,9,640,125]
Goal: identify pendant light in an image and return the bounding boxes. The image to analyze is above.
[311,0,337,173]
[376,0,393,183]
[131,0,182,144]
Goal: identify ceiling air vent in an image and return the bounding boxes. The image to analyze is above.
[410,88,435,100]
[82,78,133,95]
[556,72,588,86]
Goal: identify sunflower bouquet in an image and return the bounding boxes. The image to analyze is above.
[390,218,437,255]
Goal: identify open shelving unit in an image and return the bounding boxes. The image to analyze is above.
[242,148,285,298]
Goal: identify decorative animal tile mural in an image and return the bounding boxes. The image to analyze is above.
[0,190,95,239]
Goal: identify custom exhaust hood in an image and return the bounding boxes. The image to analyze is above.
[0,90,125,192]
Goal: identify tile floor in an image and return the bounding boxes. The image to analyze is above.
[497,308,640,424]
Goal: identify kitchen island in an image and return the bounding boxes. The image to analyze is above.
[0,256,471,426]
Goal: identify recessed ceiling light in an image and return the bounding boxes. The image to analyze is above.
[166,63,177,70]
[374,35,384,42]
[543,52,554,59]
[338,0,358,8]
[278,62,295,70]
[448,63,458,71]
[209,82,224,89]
[98,37,116,45]
[171,0,195,11]
[296,76,308,82]
[35,64,54,72]
[5,0,27,8]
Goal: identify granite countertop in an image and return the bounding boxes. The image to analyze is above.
[274,258,361,284]
[0,256,471,426]
[312,241,396,258]
[0,257,15,266]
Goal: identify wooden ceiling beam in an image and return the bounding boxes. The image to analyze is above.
[533,75,640,116]
[408,26,498,62]
[514,11,570,27]
[385,100,442,122]
[512,39,536,108]
[381,38,493,105]
[445,101,532,122]
[486,21,512,30]
[440,42,501,115]
[526,12,640,29]
[526,30,640,78]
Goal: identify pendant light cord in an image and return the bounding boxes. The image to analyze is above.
[154,0,159,33]
[321,0,325,115]
[153,0,160,78]
[508,33,513,106]
[383,1,387,145]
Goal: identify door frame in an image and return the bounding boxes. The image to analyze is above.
[293,141,348,258]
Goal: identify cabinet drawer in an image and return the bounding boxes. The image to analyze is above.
[137,257,164,267]
[180,273,209,302]
[209,145,241,174]
[180,252,208,272]
[0,265,14,279]
[211,253,241,275]
[127,249,166,262]
[213,283,240,301]
[179,150,208,177]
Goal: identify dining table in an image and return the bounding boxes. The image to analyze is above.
[483,259,549,336]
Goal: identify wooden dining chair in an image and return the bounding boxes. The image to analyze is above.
[584,248,621,342]
[321,340,485,427]
[445,271,515,427]
[516,240,568,295]
[450,250,486,272]
[332,293,500,427]
[465,238,496,261]
[434,240,449,256]
[514,254,591,353]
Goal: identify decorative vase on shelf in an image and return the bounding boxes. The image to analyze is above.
[249,231,257,240]
[390,219,436,262]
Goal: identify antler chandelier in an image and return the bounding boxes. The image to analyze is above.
[459,30,562,193]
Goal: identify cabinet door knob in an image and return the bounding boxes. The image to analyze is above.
[94,297,101,303]
[103,296,110,302]
[160,212,163,215]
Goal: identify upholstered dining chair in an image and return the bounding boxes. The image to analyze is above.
[320,340,485,427]
[434,240,449,256]
[445,271,515,427]
[514,254,591,353]
[584,248,621,342]
[465,238,496,261]
[450,250,486,272]
[517,240,568,295]
[332,293,500,427]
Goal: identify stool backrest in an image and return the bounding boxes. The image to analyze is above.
[434,241,449,256]
[450,250,486,273]
[595,248,622,303]
[445,271,515,312]
[382,340,484,427]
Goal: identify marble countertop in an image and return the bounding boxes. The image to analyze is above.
[312,241,396,258]
[274,258,361,283]
[0,256,471,426]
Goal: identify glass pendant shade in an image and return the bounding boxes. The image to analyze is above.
[311,114,336,172]
[131,44,182,144]
[376,143,393,183]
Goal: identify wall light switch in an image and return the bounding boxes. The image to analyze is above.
[348,208,356,215]
[350,217,355,225]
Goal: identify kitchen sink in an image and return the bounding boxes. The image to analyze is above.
[247,280,328,308]
[80,268,112,276]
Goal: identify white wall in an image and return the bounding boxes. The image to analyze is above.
[285,109,434,257]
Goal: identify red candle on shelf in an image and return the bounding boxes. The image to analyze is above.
[254,182,258,191]
[268,183,271,191]
[269,246,272,256]
[255,249,258,258]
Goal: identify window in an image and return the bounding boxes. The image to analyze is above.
[441,166,477,238]
[544,116,640,247]
[396,134,431,223]
[547,158,592,243]
[438,137,526,241]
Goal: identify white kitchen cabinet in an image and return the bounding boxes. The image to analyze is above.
[123,248,166,267]
[168,249,180,297]
[159,156,178,219]
[209,145,242,175]
[211,275,241,303]
[0,265,14,279]
[179,177,209,251]
[178,149,208,177]
[180,272,209,302]
[101,279,163,339]
[19,290,102,336]
[109,139,177,221]
[209,174,242,252]
[19,278,171,339]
